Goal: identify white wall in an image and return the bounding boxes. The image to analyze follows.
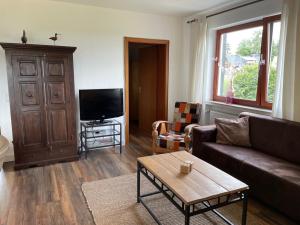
[0,0,184,161]
[183,0,283,124]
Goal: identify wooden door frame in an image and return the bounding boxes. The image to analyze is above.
[124,37,169,144]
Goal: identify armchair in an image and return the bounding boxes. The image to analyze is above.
[152,102,201,154]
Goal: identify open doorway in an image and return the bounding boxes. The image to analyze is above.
[124,37,169,144]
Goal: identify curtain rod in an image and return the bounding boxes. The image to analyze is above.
[187,0,264,24]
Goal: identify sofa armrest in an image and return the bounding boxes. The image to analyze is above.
[192,125,217,158]
[192,125,217,143]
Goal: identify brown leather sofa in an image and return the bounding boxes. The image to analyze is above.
[192,112,300,222]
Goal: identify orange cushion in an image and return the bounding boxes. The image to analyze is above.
[179,103,187,113]
[173,141,180,150]
[186,114,192,123]
[174,122,181,132]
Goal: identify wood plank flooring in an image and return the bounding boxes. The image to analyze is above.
[0,133,297,225]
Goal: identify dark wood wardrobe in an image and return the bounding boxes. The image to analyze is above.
[0,43,78,169]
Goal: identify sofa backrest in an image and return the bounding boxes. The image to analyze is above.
[240,112,300,164]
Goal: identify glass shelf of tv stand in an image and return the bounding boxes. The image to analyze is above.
[84,138,121,149]
[81,119,121,128]
[82,129,120,139]
[80,119,122,158]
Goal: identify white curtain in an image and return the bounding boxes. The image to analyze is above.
[273,0,300,121]
[189,16,208,124]
[190,16,207,103]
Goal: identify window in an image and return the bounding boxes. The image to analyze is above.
[213,15,281,109]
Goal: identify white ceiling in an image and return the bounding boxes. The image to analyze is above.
[51,0,237,16]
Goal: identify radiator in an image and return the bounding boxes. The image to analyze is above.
[209,111,238,124]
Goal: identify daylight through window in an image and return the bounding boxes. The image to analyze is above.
[213,15,281,109]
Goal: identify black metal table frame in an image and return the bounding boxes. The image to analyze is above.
[137,161,248,225]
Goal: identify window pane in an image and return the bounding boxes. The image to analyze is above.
[217,26,263,101]
[267,21,281,103]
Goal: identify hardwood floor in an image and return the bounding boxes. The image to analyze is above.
[0,134,297,225]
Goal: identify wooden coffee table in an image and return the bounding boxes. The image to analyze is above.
[137,151,249,225]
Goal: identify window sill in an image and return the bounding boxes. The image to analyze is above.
[205,101,272,116]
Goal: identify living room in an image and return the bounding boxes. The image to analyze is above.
[0,0,299,224]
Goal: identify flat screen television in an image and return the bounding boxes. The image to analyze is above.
[79,89,123,122]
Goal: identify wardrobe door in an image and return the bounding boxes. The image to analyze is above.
[43,54,76,154]
[11,55,48,162]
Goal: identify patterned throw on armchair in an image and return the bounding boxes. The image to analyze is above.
[152,102,201,154]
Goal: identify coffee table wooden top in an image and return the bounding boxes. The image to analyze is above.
[138,151,249,205]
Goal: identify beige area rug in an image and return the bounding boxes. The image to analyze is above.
[82,174,267,225]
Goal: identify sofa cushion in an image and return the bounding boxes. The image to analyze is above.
[281,121,300,164]
[215,117,251,147]
[246,115,300,164]
[199,142,300,221]
[200,142,300,184]
[240,150,300,222]
[248,116,285,158]
[197,142,250,179]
